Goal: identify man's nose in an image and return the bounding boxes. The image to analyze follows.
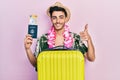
[56,18,60,23]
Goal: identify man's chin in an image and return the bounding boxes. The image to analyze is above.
[54,26,61,29]
[54,27,63,31]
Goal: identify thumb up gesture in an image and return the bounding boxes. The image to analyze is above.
[80,24,91,41]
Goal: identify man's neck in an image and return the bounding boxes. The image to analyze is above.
[55,28,65,36]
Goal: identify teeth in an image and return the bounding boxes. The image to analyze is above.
[56,24,60,27]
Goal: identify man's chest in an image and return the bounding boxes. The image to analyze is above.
[55,36,64,46]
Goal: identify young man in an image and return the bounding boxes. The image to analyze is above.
[24,2,95,67]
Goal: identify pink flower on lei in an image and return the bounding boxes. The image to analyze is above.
[48,25,73,48]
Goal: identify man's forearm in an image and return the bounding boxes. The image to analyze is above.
[87,38,95,61]
[25,48,37,67]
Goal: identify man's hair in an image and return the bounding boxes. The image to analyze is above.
[49,6,67,17]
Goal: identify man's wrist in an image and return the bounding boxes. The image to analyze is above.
[25,47,31,51]
[87,36,92,42]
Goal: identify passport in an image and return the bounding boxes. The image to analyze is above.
[28,25,38,38]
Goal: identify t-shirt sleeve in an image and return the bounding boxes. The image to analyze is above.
[34,37,41,58]
[73,33,88,54]
[34,34,48,58]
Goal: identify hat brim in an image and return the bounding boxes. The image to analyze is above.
[47,2,71,22]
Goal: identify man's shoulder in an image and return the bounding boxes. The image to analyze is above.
[38,33,48,40]
[70,32,80,39]
[41,33,48,37]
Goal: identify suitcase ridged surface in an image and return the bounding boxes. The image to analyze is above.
[37,50,84,80]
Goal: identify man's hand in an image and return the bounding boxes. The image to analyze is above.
[24,34,33,49]
[80,24,91,41]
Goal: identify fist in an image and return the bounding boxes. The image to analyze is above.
[24,34,33,49]
[80,24,91,41]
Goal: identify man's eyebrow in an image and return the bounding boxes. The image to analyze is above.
[59,15,64,16]
[52,15,56,17]
[52,15,65,18]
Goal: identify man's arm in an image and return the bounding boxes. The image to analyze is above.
[84,37,95,61]
[24,34,37,67]
[25,48,37,67]
[80,24,95,61]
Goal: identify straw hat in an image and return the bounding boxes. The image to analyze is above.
[47,2,71,22]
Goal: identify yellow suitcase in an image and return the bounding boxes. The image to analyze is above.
[37,50,84,80]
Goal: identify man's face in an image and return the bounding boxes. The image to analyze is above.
[51,11,67,31]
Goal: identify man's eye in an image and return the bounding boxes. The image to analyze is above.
[52,17,56,19]
[59,16,64,19]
